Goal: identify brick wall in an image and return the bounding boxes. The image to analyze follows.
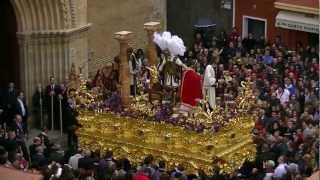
[87,0,166,77]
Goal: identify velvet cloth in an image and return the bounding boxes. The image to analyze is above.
[180,69,202,107]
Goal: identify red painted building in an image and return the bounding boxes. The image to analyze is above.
[234,0,319,49]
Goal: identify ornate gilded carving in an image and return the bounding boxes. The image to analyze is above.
[76,81,257,175]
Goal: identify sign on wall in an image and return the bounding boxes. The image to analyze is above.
[275,11,319,34]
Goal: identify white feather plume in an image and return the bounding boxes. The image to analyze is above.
[153,31,186,56]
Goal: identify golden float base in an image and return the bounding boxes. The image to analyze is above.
[77,111,256,175]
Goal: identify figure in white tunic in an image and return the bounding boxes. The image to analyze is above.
[203,61,216,109]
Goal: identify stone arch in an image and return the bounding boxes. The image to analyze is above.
[9,0,90,104]
[10,0,71,32]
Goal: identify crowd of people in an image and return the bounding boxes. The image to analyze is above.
[0,77,80,178]
[0,26,319,180]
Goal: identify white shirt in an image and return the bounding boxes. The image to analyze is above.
[274,163,288,178]
[276,89,290,105]
[17,98,26,116]
[68,153,83,170]
[203,65,216,87]
[263,173,274,180]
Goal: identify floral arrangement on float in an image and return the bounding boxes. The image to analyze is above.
[73,71,256,134]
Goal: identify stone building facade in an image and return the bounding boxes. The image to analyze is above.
[87,0,167,76]
[8,0,90,103]
[3,0,167,103]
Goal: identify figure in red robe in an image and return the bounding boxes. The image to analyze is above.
[180,69,202,109]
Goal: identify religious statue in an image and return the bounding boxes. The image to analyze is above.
[158,49,186,87]
[203,58,217,109]
[154,32,188,88]
[128,48,142,96]
[91,57,120,98]
[146,65,163,105]
[66,63,81,90]
[92,69,106,91]
[153,31,188,104]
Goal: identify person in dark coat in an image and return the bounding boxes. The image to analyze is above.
[32,84,46,129]
[3,82,17,126]
[0,88,5,126]
[11,115,25,141]
[63,89,80,150]
[10,115,29,162]
[45,76,61,130]
[242,33,256,52]
[15,91,28,135]
[29,136,42,158]
[31,145,48,169]
[2,130,18,162]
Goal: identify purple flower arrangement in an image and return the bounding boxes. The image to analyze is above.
[82,90,247,134]
[154,103,173,121]
[104,91,123,113]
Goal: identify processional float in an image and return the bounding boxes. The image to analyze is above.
[67,22,257,175]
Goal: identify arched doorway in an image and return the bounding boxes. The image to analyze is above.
[0,0,20,89]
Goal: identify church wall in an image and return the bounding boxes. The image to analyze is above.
[87,0,166,77]
[11,0,90,105]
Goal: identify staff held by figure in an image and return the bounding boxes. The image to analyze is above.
[39,86,43,129]
[58,94,63,136]
[50,89,54,131]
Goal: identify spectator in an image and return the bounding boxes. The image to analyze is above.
[45,76,61,130]
[169,164,188,180]
[31,145,48,169]
[262,49,273,65]
[68,148,83,170]
[242,33,256,51]
[229,27,240,44]
[276,86,290,105]
[99,150,115,170]
[134,167,152,180]
[152,160,167,180]
[32,84,45,129]
[15,91,28,136]
[273,155,288,179]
